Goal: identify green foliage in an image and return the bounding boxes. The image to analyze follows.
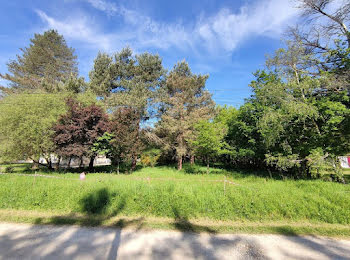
[182,163,208,174]
[0,26,349,181]
[214,105,238,125]
[222,102,264,166]
[62,75,87,94]
[89,48,166,120]
[191,120,228,166]
[156,61,215,169]
[0,92,67,162]
[265,154,300,172]
[306,148,344,180]
[92,132,115,158]
[219,39,350,178]
[4,166,14,173]
[140,149,161,167]
[109,107,144,171]
[0,30,77,93]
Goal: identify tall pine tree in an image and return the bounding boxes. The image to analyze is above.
[0,30,78,93]
[89,47,166,120]
[156,61,215,170]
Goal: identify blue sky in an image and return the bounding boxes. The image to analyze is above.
[0,0,301,107]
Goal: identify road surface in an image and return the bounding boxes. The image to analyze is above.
[0,223,349,259]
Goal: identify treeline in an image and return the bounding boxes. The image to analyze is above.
[0,30,215,172]
[0,0,349,180]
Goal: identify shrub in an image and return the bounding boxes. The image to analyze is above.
[4,166,14,173]
[140,149,161,167]
[183,164,206,174]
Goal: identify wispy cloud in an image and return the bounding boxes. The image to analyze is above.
[37,0,299,55]
[195,0,299,53]
[85,0,118,15]
[36,9,117,51]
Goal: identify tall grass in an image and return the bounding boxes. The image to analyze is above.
[1,166,350,224]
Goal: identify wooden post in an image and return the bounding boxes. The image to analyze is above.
[224,175,226,196]
[33,171,37,187]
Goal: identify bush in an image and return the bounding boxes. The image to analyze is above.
[140,149,161,167]
[4,166,14,173]
[307,149,344,182]
[183,164,206,174]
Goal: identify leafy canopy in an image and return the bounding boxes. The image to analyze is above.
[0,92,67,162]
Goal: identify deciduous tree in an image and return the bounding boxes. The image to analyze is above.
[52,98,109,171]
[0,92,67,168]
[191,120,227,173]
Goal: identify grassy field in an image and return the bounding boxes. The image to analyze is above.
[1,164,350,237]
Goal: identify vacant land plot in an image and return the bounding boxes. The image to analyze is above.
[1,165,350,237]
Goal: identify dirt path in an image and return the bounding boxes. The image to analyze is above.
[0,222,349,259]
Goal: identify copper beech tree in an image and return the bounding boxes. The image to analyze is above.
[52,98,109,171]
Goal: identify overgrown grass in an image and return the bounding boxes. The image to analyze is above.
[1,164,350,236]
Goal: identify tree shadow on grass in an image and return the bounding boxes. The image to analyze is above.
[80,188,111,215]
[34,188,129,227]
[171,207,217,234]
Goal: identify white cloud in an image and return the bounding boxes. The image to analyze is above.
[85,0,118,15]
[37,0,300,55]
[195,0,299,53]
[36,9,116,51]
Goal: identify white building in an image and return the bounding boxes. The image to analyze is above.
[38,155,111,168]
[339,156,350,169]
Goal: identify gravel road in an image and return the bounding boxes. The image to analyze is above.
[0,223,349,259]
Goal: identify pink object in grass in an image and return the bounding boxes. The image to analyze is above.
[80,172,86,181]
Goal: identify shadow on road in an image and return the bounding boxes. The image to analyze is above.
[1,222,350,259]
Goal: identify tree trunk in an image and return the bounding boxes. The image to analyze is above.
[79,156,84,169]
[268,168,273,179]
[177,156,183,170]
[190,155,195,165]
[131,156,137,172]
[206,157,210,174]
[55,156,61,171]
[68,157,72,168]
[31,159,48,169]
[117,160,120,174]
[32,161,39,170]
[88,156,95,172]
[46,157,53,170]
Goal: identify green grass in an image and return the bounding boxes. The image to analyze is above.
[1,164,350,236]
[343,168,350,174]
